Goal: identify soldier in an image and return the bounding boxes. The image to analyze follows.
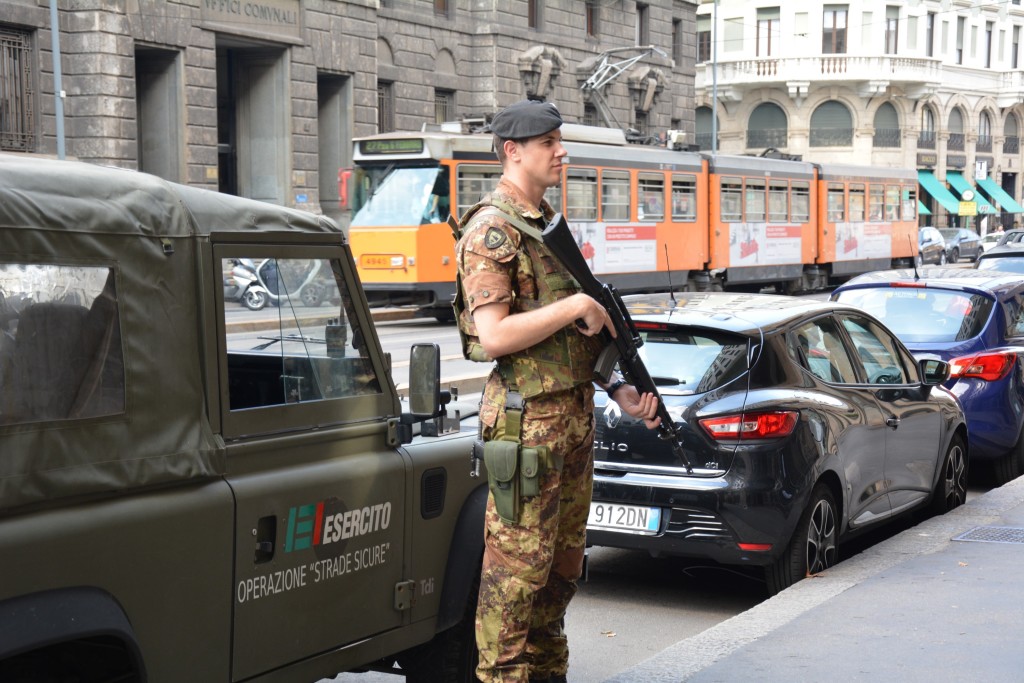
[453,99,660,683]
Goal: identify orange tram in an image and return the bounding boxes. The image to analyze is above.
[347,122,919,321]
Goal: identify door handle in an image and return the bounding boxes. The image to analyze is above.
[885,417,900,428]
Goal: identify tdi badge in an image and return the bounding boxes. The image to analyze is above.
[484,227,507,250]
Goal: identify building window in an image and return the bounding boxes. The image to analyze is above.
[956,16,965,64]
[528,0,542,29]
[583,104,599,127]
[747,102,788,149]
[697,14,711,62]
[634,111,648,137]
[1014,26,1021,69]
[434,0,449,17]
[885,6,899,55]
[809,100,853,147]
[586,1,600,38]
[1005,115,1020,154]
[434,89,455,124]
[978,111,993,152]
[377,81,394,133]
[948,108,965,151]
[0,27,35,153]
[672,19,683,65]
[636,3,650,46]
[919,107,936,149]
[926,12,935,57]
[872,102,900,148]
[985,22,994,68]
[822,6,848,54]
[757,8,780,57]
[696,105,716,150]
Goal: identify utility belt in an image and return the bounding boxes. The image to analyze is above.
[477,389,563,525]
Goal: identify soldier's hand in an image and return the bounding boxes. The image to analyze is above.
[571,293,615,337]
[614,385,661,430]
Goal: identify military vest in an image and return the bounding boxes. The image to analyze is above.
[450,197,602,399]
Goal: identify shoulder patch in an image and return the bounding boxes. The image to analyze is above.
[485,227,507,250]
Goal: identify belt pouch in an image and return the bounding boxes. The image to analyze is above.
[483,440,520,524]
[520,447,541,497]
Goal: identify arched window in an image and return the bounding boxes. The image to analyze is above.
[948,108,965,150]
[696,106,718,150]
[978,111,993,152]
[919,107,936,149]
[747,102,788,149]
[873,102,900,148]
[810,101,853,146]
[1005,114,1020,154]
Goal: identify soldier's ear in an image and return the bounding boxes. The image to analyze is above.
[502,139,520,161]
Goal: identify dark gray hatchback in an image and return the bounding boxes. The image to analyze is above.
[587,292,968,595]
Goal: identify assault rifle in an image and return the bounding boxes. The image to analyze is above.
[541,213,695,473]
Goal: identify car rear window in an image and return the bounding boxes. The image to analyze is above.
[636,327,749,394]
[977,256,1024,274]
[834,288,994,343]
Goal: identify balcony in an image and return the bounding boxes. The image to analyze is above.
[873,127,901,148]
[1005,136,1020,154]
[810,127,853,147]
[918,131,936,149]
[947,133,965,151]
[976,134,993,153]
[747,128,788,149]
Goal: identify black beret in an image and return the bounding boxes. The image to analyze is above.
[489,100,562,139]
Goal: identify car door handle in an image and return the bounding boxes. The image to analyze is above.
[885,417,901,428]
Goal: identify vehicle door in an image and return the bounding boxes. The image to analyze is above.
[212,239,407,681]
[789,316,890,527]
[837,314,943,517]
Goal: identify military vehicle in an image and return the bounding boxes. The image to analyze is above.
[0,154,485,682]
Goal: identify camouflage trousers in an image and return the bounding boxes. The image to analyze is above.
[475,385,595,683]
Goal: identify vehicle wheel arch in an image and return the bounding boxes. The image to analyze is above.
[0,587,146,681]
[435,482,487,630]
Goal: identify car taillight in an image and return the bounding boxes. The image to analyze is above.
[949,352,1016,381]
[700,411,798,440]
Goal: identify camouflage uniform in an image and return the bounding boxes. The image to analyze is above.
[455,178,602,683]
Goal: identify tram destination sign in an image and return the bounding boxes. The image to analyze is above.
[359,139,425,155]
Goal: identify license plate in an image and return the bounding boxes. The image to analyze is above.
[587,502,661,535]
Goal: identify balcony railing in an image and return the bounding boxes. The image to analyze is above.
[696,55,942,91]
[696,132,716,150]
[976,134,993,152]
[747,128,788,149]
[873,127,901,148]
[918,130,936,149]
[1005,136,1020,154]
[947,133,965,150]
[810,127,853,147]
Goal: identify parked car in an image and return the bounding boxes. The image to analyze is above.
[918,226,947,266]
[996,228,1024,246]
[975,243,1024,274]
[938,227,983,263]
[587,293,966,596]
[981,232,1004,253]
[833,269,1024,485]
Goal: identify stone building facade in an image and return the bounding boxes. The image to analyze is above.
[1,0,698,226]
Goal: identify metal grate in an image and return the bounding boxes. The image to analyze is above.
[0,27,35,152]
[952,526,1024,544]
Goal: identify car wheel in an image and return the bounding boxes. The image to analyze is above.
[950,248,959,264]
[939,250,948,266]
[993,428,1024,485]
[401,578,479,683]
[765,483,838,595]
[929,435,967,515]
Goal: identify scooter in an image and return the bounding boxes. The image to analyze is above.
[224,259,270,311]
[251,258,335,309]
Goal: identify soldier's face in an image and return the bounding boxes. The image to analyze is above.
[514,131,566,189]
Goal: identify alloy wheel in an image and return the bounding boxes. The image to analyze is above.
[805,496,837,575]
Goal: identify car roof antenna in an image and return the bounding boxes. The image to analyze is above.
[910,234,921,281]
[664,243,677,307]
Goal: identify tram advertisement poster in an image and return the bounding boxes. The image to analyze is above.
[728,224,801,266]
[834,223,892,261]
[570,223,657,274]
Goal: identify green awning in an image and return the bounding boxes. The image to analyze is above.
[918,200,931,216]
[976,176,1024,213]
[918,170,961,214]
[947,171,997,214]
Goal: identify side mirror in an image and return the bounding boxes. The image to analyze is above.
[408,343,442,418]
[919,358,950,386]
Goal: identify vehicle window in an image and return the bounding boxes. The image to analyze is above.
[868,184,884,221]
[849,184,865,222]
[768,180,789,222]
[978,256,1024,274]
[455,164,502,218]
[840,316,909,384]
[638,173,664,221]
[601,170,631,222]
[0,264,125,425]
[902,186,917,221]
[635,327,748,394]
[566,168,598,221]
[1005,296,1024,338]
[789,317,857,383]
[351,165,446,227]
[835,288,995,343]
[721,176,743,222]
[745,178,766,222]
[884,184,900,220]
[222,257,381,411]
[671,174,697,222]
[827,183,845,222]
[791,181,810,222]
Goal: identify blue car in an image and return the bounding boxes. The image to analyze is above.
[832,269,1024,484]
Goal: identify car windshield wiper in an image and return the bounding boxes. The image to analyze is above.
[253,334,325,350]
[652,375,683,386]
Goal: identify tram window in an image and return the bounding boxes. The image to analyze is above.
[566,168,598,220]
[721,177,743,222]
[792,181,810,222]
[902,186,917,221]
[850,184,866,222]
[601,170,631,222]
[885,184,901,220]
[827,183,845,222]
[544,185,563,215]
[768,181,789,222]
[638,173,664,221]
[745,179,766,222]
[456,164,502,217]
[671,174,697,222]
[868,184,884,221]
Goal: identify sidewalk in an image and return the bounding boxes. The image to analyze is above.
[609,475,1024,683]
